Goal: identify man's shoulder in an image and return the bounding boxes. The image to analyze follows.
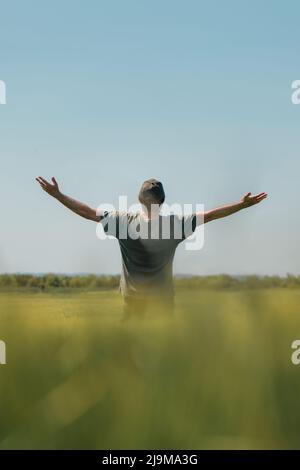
[118,211,139,222]
[101,210,137,219]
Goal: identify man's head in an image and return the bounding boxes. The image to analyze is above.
[138,178,165,211]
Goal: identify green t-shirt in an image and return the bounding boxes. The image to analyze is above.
[100,211,197,299]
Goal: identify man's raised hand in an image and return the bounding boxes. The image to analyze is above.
[36,176,60,198]
[241,192,268,208]
[35,176,101,221]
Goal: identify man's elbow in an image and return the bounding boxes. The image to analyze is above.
[89,210,103,222]
[204,212,215,224]
[77,209,99,222]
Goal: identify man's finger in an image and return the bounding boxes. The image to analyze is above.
[36,178,46,187]
[255,195,267,203]
[37,176,50,185]
[51,177,58,186]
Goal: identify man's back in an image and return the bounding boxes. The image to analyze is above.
[101,211,196,299]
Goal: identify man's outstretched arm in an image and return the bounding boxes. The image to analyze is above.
[36,176,102,222]
[198,192,268,225]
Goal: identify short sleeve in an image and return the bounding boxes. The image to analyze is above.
[100,211,119,238]
[180,213,198,241]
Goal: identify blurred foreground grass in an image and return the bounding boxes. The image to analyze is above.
[0,288,300,449]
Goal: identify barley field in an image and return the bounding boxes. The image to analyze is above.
[0,288,300,449]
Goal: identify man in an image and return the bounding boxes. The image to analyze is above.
[36,176,267,318]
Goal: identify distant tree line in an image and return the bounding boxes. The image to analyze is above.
[0,273,300,291]
[0,274,120,290]
[175,274,300,290]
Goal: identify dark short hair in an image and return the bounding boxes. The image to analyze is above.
[138,178,165,206]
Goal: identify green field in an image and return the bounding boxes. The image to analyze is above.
[0,288,300,449]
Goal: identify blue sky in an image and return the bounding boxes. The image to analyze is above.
[0,0,299,275]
